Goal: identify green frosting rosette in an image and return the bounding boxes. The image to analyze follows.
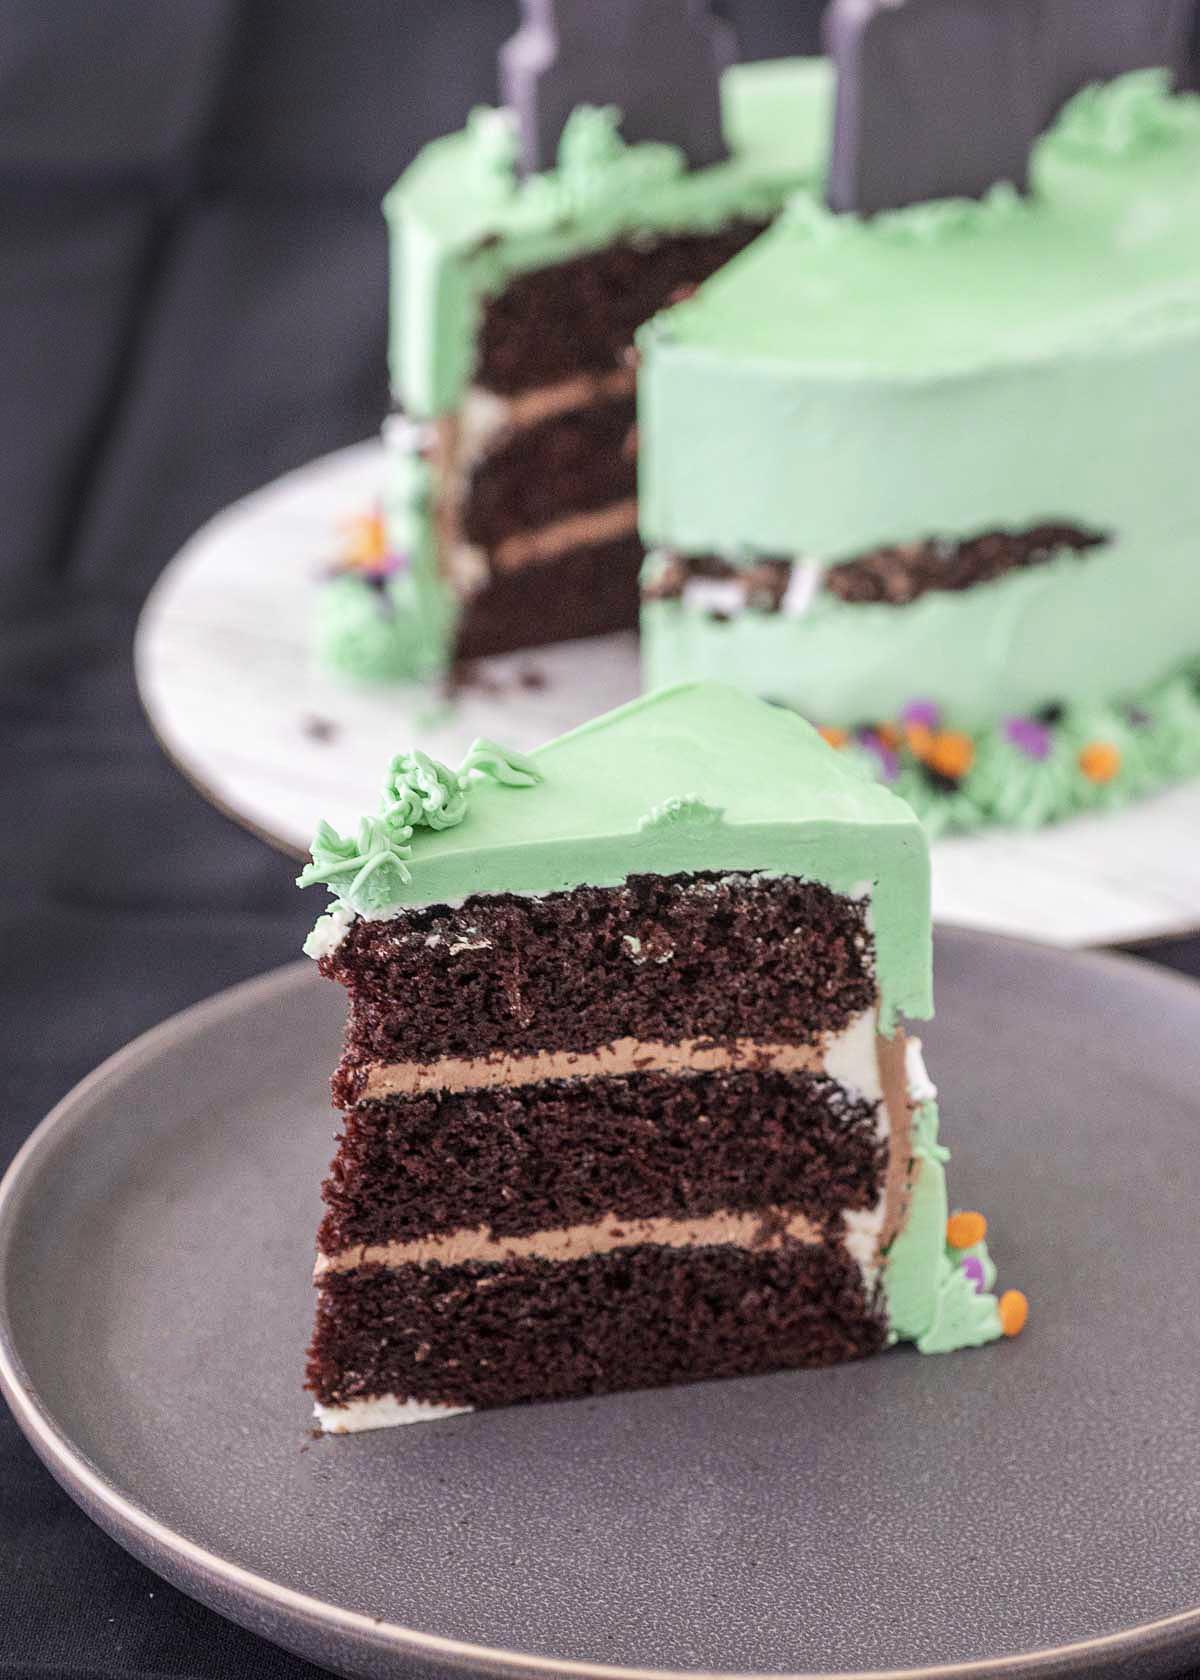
[314,573,449,686]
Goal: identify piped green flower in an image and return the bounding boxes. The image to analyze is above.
[557,103,627,175]
[465,104,519,201]
[383,750,468,831]
[298,737,544,920]
[459,737,541,786]
[297,817,414,915]
[1046,69,1200,163]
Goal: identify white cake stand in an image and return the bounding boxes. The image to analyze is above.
[136,440,1200,948]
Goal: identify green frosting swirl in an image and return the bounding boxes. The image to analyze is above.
[464,100,686,236]
[1045,69,1200,164]
[381,750,468,831]
[314,574,446,685]
[783,178,1024,250]
[962,731,1079,831]
[298,738,543,918]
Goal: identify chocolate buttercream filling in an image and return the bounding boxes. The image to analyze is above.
[315,1206,823,1278]
[492,497,639,572]
[358,1035,827,1100]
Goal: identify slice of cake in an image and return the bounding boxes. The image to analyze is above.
[317,51,825,680]
[299,682,1025,1432]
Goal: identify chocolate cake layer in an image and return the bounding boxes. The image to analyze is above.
[461,395,636,553]
[453,530,643,656]
[473,222,770,398]
[323,873,875,1094]
[317,1067,885,1254]
[644,523,1108,612]
[308,1240,885,1410]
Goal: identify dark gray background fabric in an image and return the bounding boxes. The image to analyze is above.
[0,3,1196,1675]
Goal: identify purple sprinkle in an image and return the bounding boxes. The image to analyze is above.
[1125,704,1151,729]
[1003,716,1052,761]
[960,1255,986,1294]
[900,698,941,729]
[856,729,899,782]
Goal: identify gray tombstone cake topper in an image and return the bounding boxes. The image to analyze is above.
[826,0,1200,215]
[500,0,735,176]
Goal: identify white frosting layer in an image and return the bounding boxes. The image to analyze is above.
[315,1395,471,1433]
[842,1202,886,1278]
[780,558,821,618]
[822,1007,883,1106]
[302,902,356,959]
[905,1037,938,1103]
[681,577,750,616]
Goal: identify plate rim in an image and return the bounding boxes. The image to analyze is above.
[3,941,1200,1680]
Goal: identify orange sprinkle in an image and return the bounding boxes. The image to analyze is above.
[927,730,976,780]
[946,1210,988,1250]
[341,511,389,569]
[818,725,849,750]
[876,721,902,749]
[999,1289,1029,1337]
[904,722,934,759]
[1079,740,1121,783]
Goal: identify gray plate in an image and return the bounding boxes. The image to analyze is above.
[2,929,1199,1680]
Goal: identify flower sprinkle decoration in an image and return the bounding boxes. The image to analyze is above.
[925,729,975,782]
[1003,716,1053,761]
[298,737,542,918]
[803,664,1200,837]
[946,1210,988,1251]
[1078,740,1121,784]
[333,508,409,581]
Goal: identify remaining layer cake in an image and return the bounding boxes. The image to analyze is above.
[298,682,1024,1432]
[317,59,826,678]
[639,68,1200,832]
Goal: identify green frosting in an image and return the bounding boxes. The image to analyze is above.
[299,681,933,1029]
[1046,68,1200,162]
[316,419,455,685]
[297,739,542,914]
[883,1092,1003,1354]
[314,573,447,685]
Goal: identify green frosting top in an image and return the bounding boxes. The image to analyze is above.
[645,70,1200,379]
[385,59,828,415]
[299,681,933,1028]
